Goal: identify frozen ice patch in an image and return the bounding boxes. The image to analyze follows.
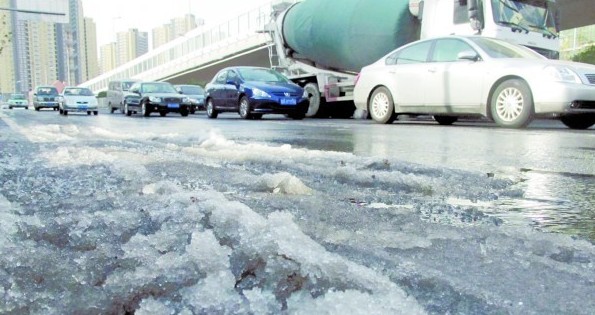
[256,172,313,195]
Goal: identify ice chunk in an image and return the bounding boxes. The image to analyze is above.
[256,172,313,195]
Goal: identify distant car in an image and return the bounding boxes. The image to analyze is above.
[124,81,191,117]
[33,86,60,111]
[353,35,595,129]
[204,66,309,120]
[58,87,99,116]
[107,79,141,114]
[7,94,29,109]
[174,84,205,114]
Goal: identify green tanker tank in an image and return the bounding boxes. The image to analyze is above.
[281,0,421,73]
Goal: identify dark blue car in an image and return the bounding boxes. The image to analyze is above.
[204,67,309,120]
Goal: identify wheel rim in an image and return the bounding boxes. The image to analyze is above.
[207,101,213,116]
[142,103,146,115]
[240,99,249,117]
[125,103,128,113]
[371,92,390,119]
[495,87,524,122]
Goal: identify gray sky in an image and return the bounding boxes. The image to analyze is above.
[81,0,272,47]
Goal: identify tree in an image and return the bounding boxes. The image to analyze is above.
[572,45,595,65]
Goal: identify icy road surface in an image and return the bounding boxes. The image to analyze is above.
[0,111,594,314]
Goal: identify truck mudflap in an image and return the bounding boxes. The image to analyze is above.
[323,81,355,103]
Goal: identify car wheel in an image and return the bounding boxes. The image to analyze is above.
[109,104,115,113]
[190,107,196,114]
[63,110,68,116]
[87,111,91,115]
[141,101,150,117]
[239,96,252,119]
[25,107,28,110]
[369,87,396,124]
[119,103,125,114]
[35,107,40,111]
[180,108,189,117]
[125,102,132,116]
[288,113,305,120]
[252,114,263,120]
[560,114,595,130]
[59,108,63,115]
[491,79,534,128]
[433,115,458,125]
[160,111,167,117]
[93,111,98,116]
[206,99,218,119]
[9,106,12,109]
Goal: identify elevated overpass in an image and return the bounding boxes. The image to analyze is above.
[81,0,594,93]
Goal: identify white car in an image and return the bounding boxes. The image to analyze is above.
[58,87,99,116]
[353,35,595,129]
[7,94,29,109]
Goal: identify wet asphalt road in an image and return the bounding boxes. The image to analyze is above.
[1,107,594,241]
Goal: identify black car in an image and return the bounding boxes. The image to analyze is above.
[33,86,60,111]
[124,82,191,117]
[204,67,309,120]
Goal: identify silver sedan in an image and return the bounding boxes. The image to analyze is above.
[353,35,595,129]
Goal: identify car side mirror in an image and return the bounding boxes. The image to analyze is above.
[457,50,479,61]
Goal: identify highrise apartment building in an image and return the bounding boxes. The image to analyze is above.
[0,0,98,93]
[116,28,148,66]
[100,42,117,74]
[151,14,202,49]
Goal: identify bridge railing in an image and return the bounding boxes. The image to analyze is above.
[81,0,298,92]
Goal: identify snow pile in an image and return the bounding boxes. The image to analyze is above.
[256,172,313,194]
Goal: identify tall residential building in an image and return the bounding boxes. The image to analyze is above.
[151,14,202,49]
[100,42,117,74]
[81,17,99,81]
[116,28,148,66]
[0,0,16,94]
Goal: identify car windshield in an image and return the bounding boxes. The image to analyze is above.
[469,37,545,59]
[122,81,137,91]
[63,88,94,96]
[179,85,204,95]
[237,68,289,83]
[491,0,558,36]
[11,94,26,100]
[36,87,59,95]
[141,83,177,94]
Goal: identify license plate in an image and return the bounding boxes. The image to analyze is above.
[280,98,296,105]
[167,103,179,108]
[79,106,88,110]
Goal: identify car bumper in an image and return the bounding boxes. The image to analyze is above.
[148,103,191,112]
[62,104,98,112]
[249,98,309,114]
[35,102,59,108]
[8,103,28,108]
[533,82,595,115]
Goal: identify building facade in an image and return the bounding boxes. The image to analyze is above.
[100,42,117,74]
[116,28,148,66]
[151,14,202,49]
[81,17,99,81]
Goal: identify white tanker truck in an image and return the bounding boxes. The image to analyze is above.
[265,0,560,118]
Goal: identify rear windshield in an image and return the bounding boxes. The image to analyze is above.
[36,87,59,95]
[63,88,94,96]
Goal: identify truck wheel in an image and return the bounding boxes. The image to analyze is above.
[239,96,252,119]
[304,83,323,118]
[369,87,396,124]
[206,99,218,119]
[560,114,595,130]
[433,115,458,125]
[490,79,533,128]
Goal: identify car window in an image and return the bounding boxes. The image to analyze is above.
[37,87,59,95]
[179,86,204,94]
[386,41,432,65]
[64,88,94,96]
[431,39,475,62]
[237,68,289,83]
[227,70,238,82]
[469,37,544,59]
[215,71,228,84]
[121,81,136,91]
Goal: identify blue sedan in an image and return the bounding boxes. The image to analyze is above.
[205,67,309,120]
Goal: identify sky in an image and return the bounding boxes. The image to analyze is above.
[81,0,272,47]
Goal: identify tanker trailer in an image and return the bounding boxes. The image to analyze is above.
[266,0,420,118]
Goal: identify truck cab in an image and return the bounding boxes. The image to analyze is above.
[415,0,559,59]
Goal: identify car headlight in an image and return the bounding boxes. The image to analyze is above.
[543,66,582,84]
[149,96,162,102]
[182,97,190,103]
[252,88,271,98]
[56,96,64,102]
[37,97,44,101]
